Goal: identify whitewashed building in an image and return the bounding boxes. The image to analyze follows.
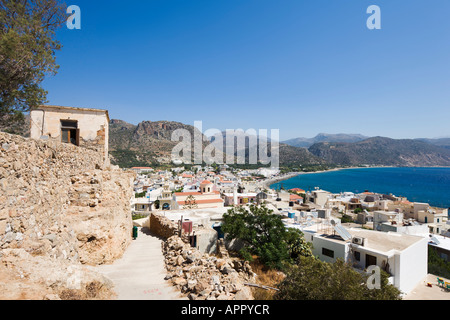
[303,222,428,295]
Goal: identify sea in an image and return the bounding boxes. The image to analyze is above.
[270,167,450,210]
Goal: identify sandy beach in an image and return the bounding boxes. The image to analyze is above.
[261,172,302,189]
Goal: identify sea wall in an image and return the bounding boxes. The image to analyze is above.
[0,132,135,299]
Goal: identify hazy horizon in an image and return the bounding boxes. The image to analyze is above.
[110,117,449,142]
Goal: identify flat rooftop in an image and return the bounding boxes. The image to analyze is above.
[429,235,450,251]
[348,228,425,253]
[35,105,109,114]
[304,223,426,254]
[162,207,229,224]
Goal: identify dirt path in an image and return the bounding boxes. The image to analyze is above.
[93,228,186,300]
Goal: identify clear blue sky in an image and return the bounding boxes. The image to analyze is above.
[43,0,450,141]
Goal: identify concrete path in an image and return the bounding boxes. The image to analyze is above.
[93,227,186,300]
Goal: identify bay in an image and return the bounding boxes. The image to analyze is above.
[270,167,450,209]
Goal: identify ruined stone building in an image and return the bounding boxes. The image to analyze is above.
[30,105,110,164]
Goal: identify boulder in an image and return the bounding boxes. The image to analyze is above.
[234,287,253,300]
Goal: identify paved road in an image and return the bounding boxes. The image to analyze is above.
[93,228,186,300]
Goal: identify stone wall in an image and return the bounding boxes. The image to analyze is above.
[149,212,178,239]
[0,132,135,299]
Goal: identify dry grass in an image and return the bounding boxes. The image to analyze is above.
[59,281,115,300]
[249,257,286,300]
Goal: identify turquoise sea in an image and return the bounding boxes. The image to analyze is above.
[270,167,450,209]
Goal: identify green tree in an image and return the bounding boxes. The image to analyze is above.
[0,0,66,131]
[221,204,311,269]
[285,228,313,262]
[428,247,450,279]
[274,256,402,300]
[341,214,354,223]
[135,191,146,198]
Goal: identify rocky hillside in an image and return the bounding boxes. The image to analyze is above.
[416,137,450,150]
[308,137,450,167]
[110,120,323,168]
[278,143,324,166]
[0,132,135,300]
[209,130,324,166]
[109,119,210,167]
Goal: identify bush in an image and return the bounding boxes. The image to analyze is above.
[135,192,146,198]
[132,213,148,220]
[274,257,402,300]
[221,205,312,270]
[428,247,450,279]
[341,214,354,223]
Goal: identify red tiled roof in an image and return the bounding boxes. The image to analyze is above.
[290,194,302,201]
[175,191,221,196]
[289,188,305,193]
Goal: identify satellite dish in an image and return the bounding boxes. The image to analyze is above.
[330,219,336,226]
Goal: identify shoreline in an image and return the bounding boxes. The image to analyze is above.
[261,172,302,190]
[262,166,394,190]
[261,166,450,209]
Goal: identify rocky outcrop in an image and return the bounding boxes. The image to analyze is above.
[0,132,135,299]
[109,119,211,166]
[163,235,256,301]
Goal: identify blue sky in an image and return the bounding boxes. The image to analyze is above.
[43,0,450,141]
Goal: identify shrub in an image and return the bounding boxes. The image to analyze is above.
[222,204,312,270]
[274,257,402,300]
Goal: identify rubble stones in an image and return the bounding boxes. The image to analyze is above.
[162,235,255,301]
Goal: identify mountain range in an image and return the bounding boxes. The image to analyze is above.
[109,119,323,167]
[2,117,449,168]
[282,133,370,148]
[283,133,450,150]
[308,137,450,167]
[415,138,450,150]
[108,119,450,168]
